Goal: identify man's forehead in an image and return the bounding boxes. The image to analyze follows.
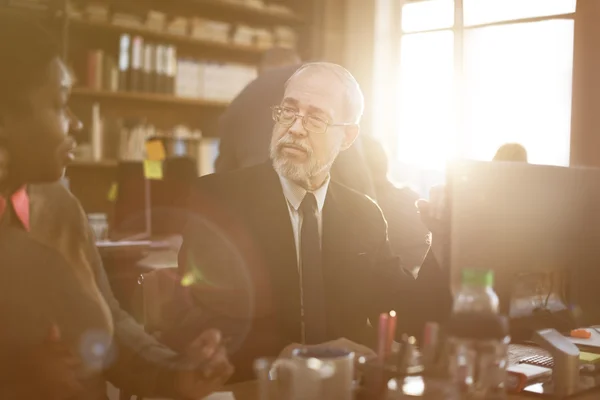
[287,68,345,92]
[284,72,345,115]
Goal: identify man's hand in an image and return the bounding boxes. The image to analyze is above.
[322,338,376,359]
[175,329,234,400]
[278,338,375,360]
[278,342,303,359]
[8,324,83,400]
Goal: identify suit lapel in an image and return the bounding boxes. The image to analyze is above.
[249,163,302,342]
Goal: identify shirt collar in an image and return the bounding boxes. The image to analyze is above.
[0,186,30,231]
[278,174,330,213]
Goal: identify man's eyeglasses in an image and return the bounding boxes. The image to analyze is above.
[271,105,355,135]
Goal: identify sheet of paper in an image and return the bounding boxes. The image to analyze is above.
[143,159,163,180]
[145,139,166,161]
[203,392,235,400]
[580,351,600,363]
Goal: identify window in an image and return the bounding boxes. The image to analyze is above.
[381,0,576,177]
[463,20,574,165]
[464,0,576,26]
[401,0,454,33]
[397,31,455,170]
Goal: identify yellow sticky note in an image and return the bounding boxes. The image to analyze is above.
[580,352,600,363]
[145,140,166,161]
[143,159,163,180]
[107,182,118,202]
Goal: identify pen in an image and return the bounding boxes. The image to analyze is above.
[386,310,397,359]
[378,313,389,362]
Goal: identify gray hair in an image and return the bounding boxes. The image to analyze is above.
[284,62,365,124]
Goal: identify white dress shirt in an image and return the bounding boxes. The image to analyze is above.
[278,174,330,268]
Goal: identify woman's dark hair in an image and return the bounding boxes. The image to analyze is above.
[0,13,60,112]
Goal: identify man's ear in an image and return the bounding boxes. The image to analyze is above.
[340,125,360,151]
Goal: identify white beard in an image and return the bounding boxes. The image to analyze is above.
[270,134,340,188]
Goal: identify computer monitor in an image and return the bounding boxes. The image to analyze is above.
[151,156,198,236]
[112,161,151,240]
[112,157,198,239]
[446,160,600,327]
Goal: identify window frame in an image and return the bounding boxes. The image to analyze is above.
[389,0,575,165]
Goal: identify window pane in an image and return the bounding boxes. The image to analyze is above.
[396,31,455,170]
[402,0,454,33]
[464,0,576,26]
[462,20,574,166]
[373,0,394,142]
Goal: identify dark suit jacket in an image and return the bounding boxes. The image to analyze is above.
[214,64,377,199]
[170,162,451,380]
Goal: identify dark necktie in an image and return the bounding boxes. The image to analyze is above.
[300,193,327,344]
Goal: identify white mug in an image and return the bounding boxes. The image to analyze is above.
[291,347,355,400]
[255,347,355,400]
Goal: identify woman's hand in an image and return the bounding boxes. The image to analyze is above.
[175,329,235,400]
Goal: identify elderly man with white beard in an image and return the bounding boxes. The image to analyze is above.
[170,62,452,381]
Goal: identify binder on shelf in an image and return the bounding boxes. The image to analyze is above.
[154,44,167,93]
[165,45,177,95]
[102,55,119,92]
[91,102,103,161]
[118,34,131,91]
[142,43,155,93]
[130,35,144,92]
[87,49,104,90]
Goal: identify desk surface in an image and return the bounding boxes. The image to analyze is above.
[226,380,600,400]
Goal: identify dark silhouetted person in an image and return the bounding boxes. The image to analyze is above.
[259,47,301,75]
[493,143,528,162]
[362,135,429,270]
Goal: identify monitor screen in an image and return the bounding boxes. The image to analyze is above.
[446,160,600,320]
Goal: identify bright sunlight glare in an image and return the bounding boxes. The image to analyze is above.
[383,0,575,172]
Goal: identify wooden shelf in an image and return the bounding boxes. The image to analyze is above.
[70,87,230,108]
[68,18,267,58]
[190,0,305,25]
[70,159,119,168]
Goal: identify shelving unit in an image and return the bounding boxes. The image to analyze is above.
[189,0,305,24]
[2,0,315,213]
[67,18,267,58]
[70,87,230,108]
[70,159,119,168]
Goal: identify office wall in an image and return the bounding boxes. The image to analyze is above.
[570,0,600,167]
[313,0,378,133]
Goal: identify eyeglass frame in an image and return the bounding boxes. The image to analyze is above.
[270,105,357,135]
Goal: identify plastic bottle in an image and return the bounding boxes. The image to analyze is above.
[447,269,510,400]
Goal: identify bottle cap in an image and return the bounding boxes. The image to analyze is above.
[461,269,494,287]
